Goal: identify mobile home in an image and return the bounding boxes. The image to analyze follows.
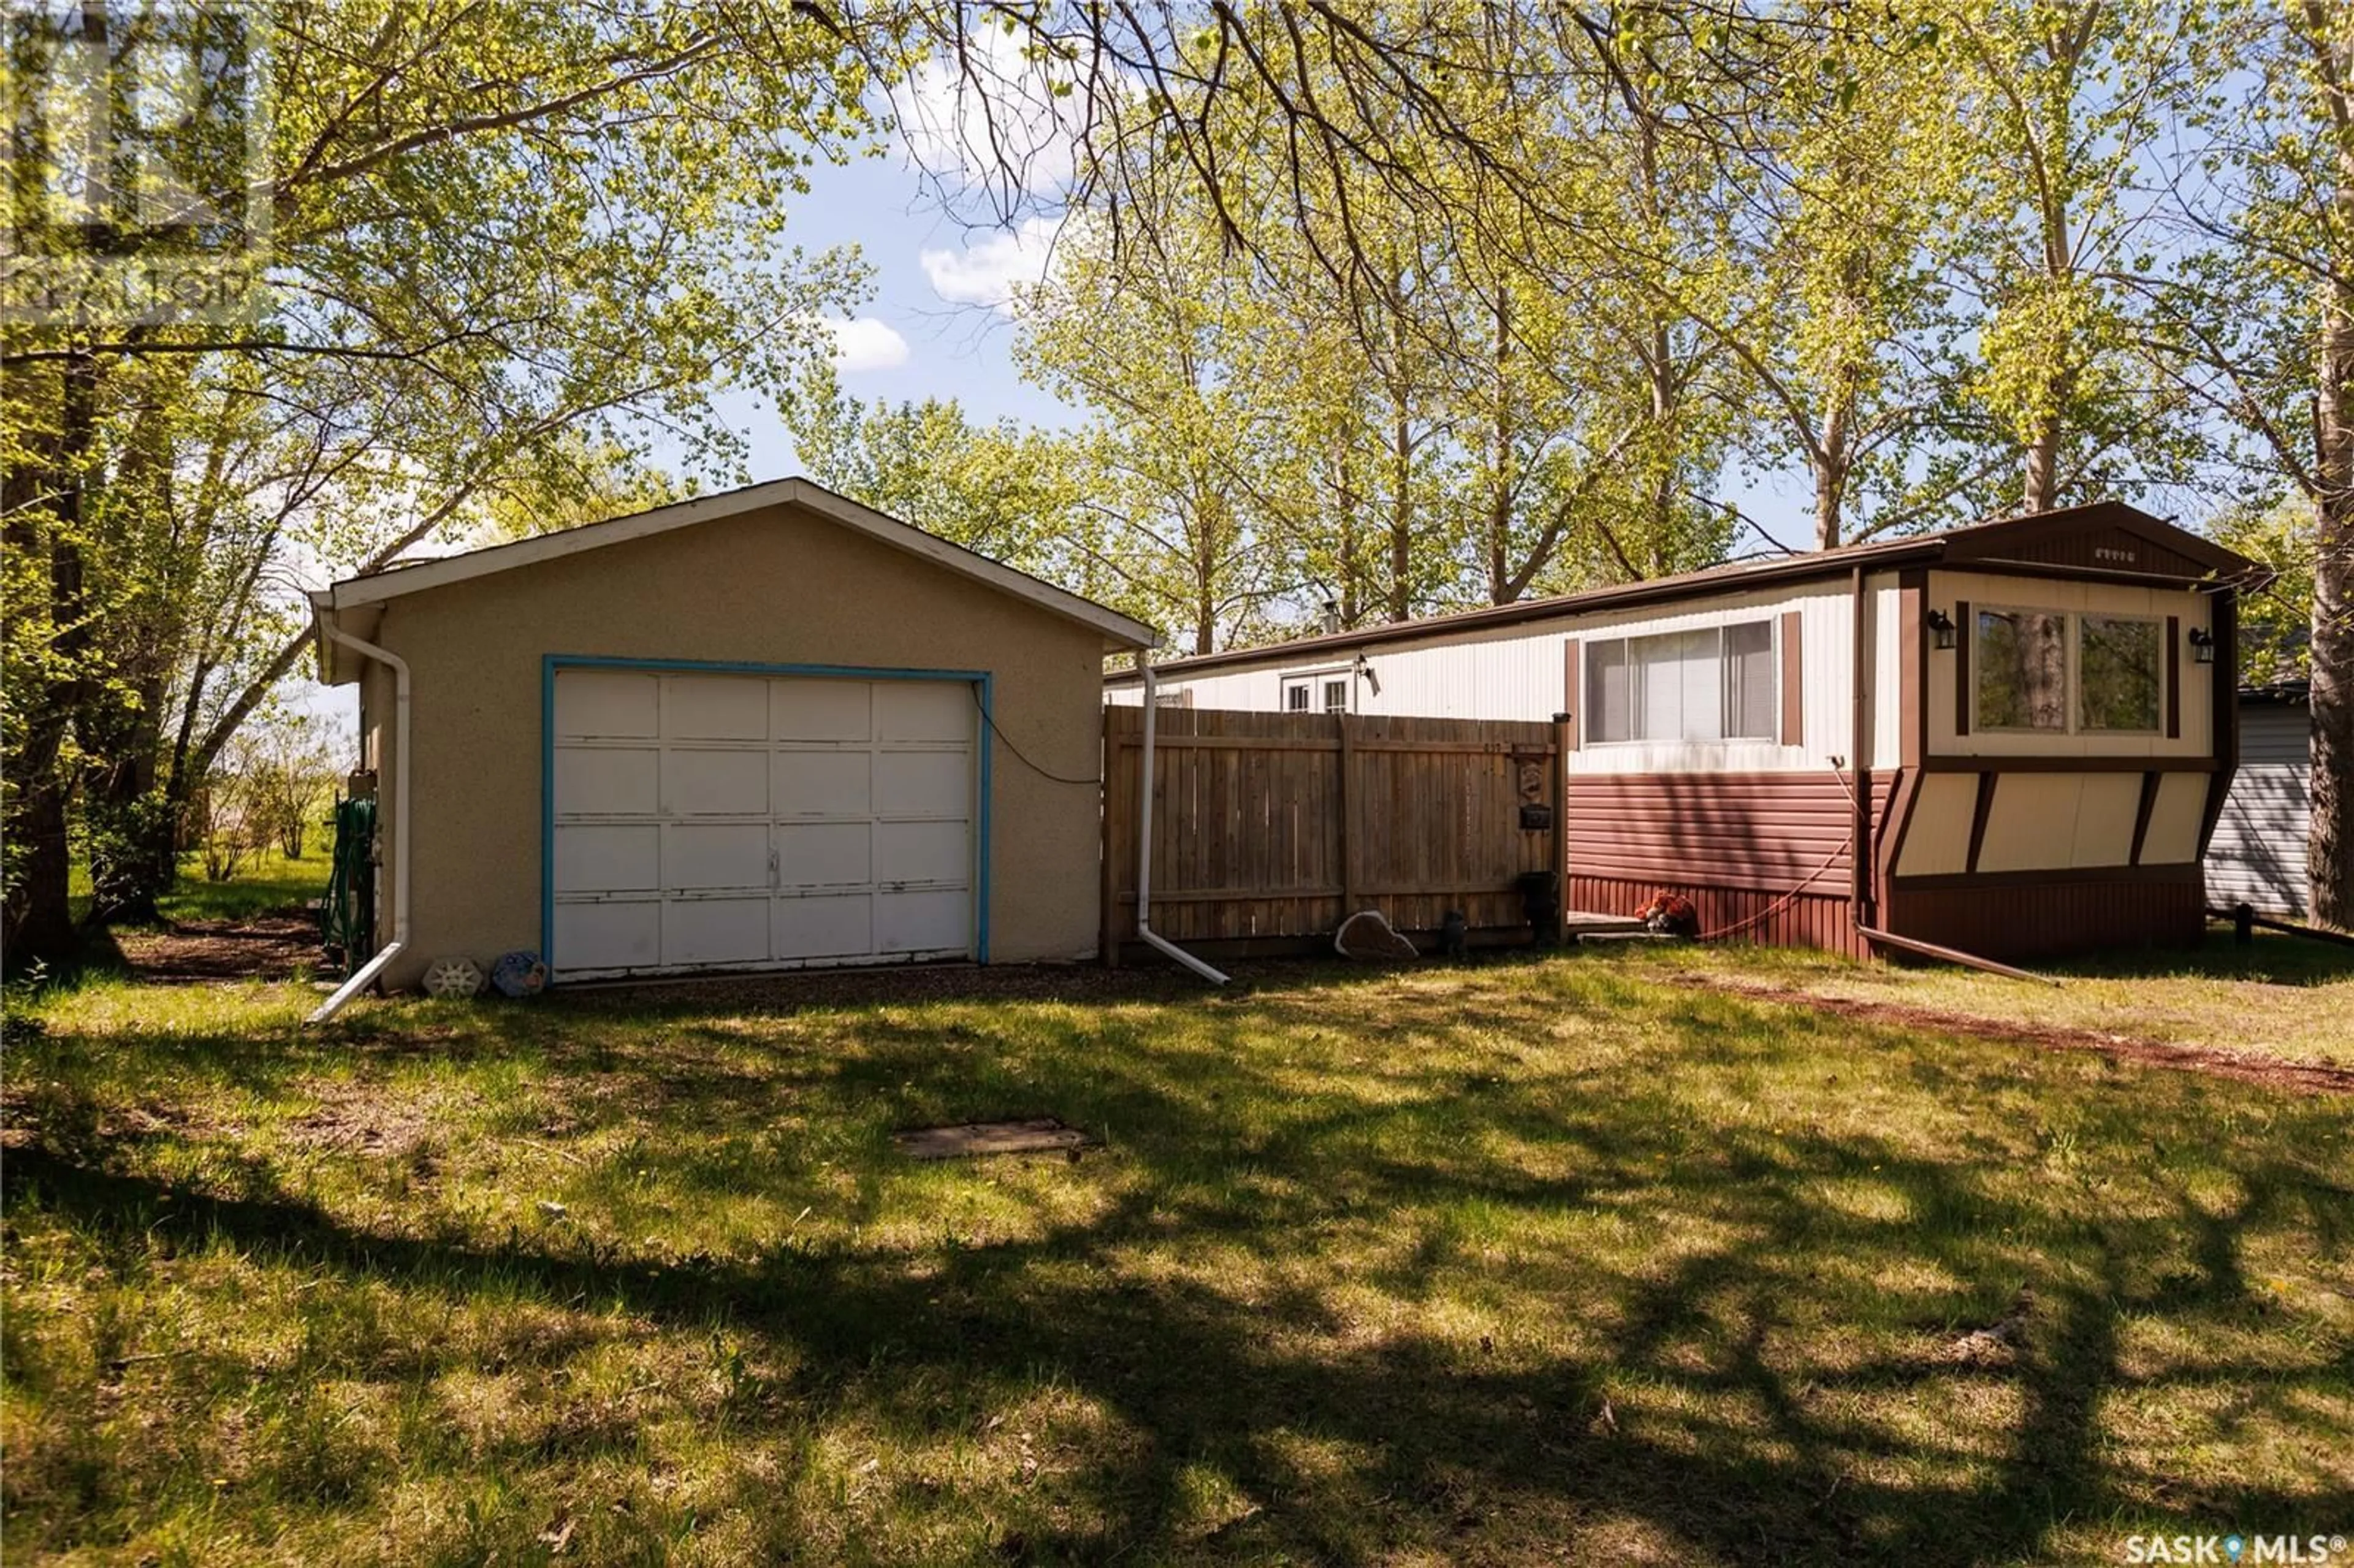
[1107,503,2255,962]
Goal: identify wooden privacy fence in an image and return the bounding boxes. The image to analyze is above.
[1101,704,1565,960]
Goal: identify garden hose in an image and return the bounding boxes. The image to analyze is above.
[320,796,378,975]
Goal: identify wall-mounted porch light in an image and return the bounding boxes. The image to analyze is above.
[1925,608,1957,651]
[2188,626,2217,665]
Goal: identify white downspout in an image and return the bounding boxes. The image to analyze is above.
[308,620,410,1023]
[1136,664,1229,985]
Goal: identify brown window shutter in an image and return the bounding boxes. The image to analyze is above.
[2165,614,2181,739]
[1779,611,1803,745]
[1561,639,1580,750]
[1954,599,1971,737]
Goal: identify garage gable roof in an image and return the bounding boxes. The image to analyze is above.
[316,477,1156,649]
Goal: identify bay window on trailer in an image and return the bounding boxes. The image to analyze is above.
[1975,607,2165,734]
[1583,620,1777,744]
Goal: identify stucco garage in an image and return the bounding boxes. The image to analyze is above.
[310,479,1154,992]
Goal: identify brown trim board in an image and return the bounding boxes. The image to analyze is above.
[1954,598,1971,738]
[2165,614,2181,739]
[1965,772,1998,873]
[1848,569,1873,916]
[1780,610,1804,746]
[1561,639,1580,752]
[2128,770,2162,866]
[2198,589,2239,856]
[1922,755,2217,774]
[1893,862,2203,892]
[1875,767,1922,901]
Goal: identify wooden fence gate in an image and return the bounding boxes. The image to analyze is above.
[1100,704,1566,962]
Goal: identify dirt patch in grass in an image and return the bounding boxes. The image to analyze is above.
[111,913,322,985]
[0,1090,227,1157]
[1678,975,2354,1095]
[283,1083,445,1162]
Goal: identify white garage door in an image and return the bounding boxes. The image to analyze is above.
[550,668,977,979]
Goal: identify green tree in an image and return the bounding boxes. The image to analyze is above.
[4,1,878,963]
[2212,499,2316,687]
[1015,203,1292,653]
[2144,0,2354,928]
[1937,0,2214,514]
[783,360,1080,582]
[1705,7,1994,548]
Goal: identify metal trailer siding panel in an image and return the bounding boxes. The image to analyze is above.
[1120,579,1876,776]
[2207,702,2310,916]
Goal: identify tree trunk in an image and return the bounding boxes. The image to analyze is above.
[1813,389,1852,553]
[1194,492,1218,655]
[1334,443,1363,625]
[2304,0,2354,931]
[1813,461,1845,552]
[1487,286,1515,603]
[1813,238,1866,550]
[1647,313,1676,565]
[81,671,171,925]
[2311,81,2354,928]
[2312,475,2350,929]
[81,389,185,925]
[1,353,98,972]
[2022,411,2063,514]
[1388,388,1413,622]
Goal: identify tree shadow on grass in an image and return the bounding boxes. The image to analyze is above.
[9,965,2352,1564]
[13,1130,2348,1558]
[2032,927,2354,988]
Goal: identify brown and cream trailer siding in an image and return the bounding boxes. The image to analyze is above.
[1107,503,2256,961]
[312,479,1154,992]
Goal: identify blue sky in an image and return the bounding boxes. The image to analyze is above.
[694,147,1827,549]
[704,153,1082,480]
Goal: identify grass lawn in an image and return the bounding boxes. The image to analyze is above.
[1619,927,2354,1068]
[66,850,333,930]
[4,950,2350,1565]
[153,850,335,926]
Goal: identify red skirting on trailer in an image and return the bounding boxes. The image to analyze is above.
[1567,875,1866,958]
[1565,772,1888,959]
[1564,771,2209,963]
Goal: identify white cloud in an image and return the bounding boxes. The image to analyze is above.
[919,216,1066,315]
[822,315,910,372]
[896,29,1086,197]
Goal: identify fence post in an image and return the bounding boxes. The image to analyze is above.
[1100,703,1120,968]
[1552,713,1571,929]
[1337,711,1357,919]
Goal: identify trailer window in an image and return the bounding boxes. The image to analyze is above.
[1975,609,2070,731]
[1585,639,1633,742]
[1582,620,1777,744]
[2079,615,2162,732]
[1282,672,1349,714]
[1723,621,1777,739]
